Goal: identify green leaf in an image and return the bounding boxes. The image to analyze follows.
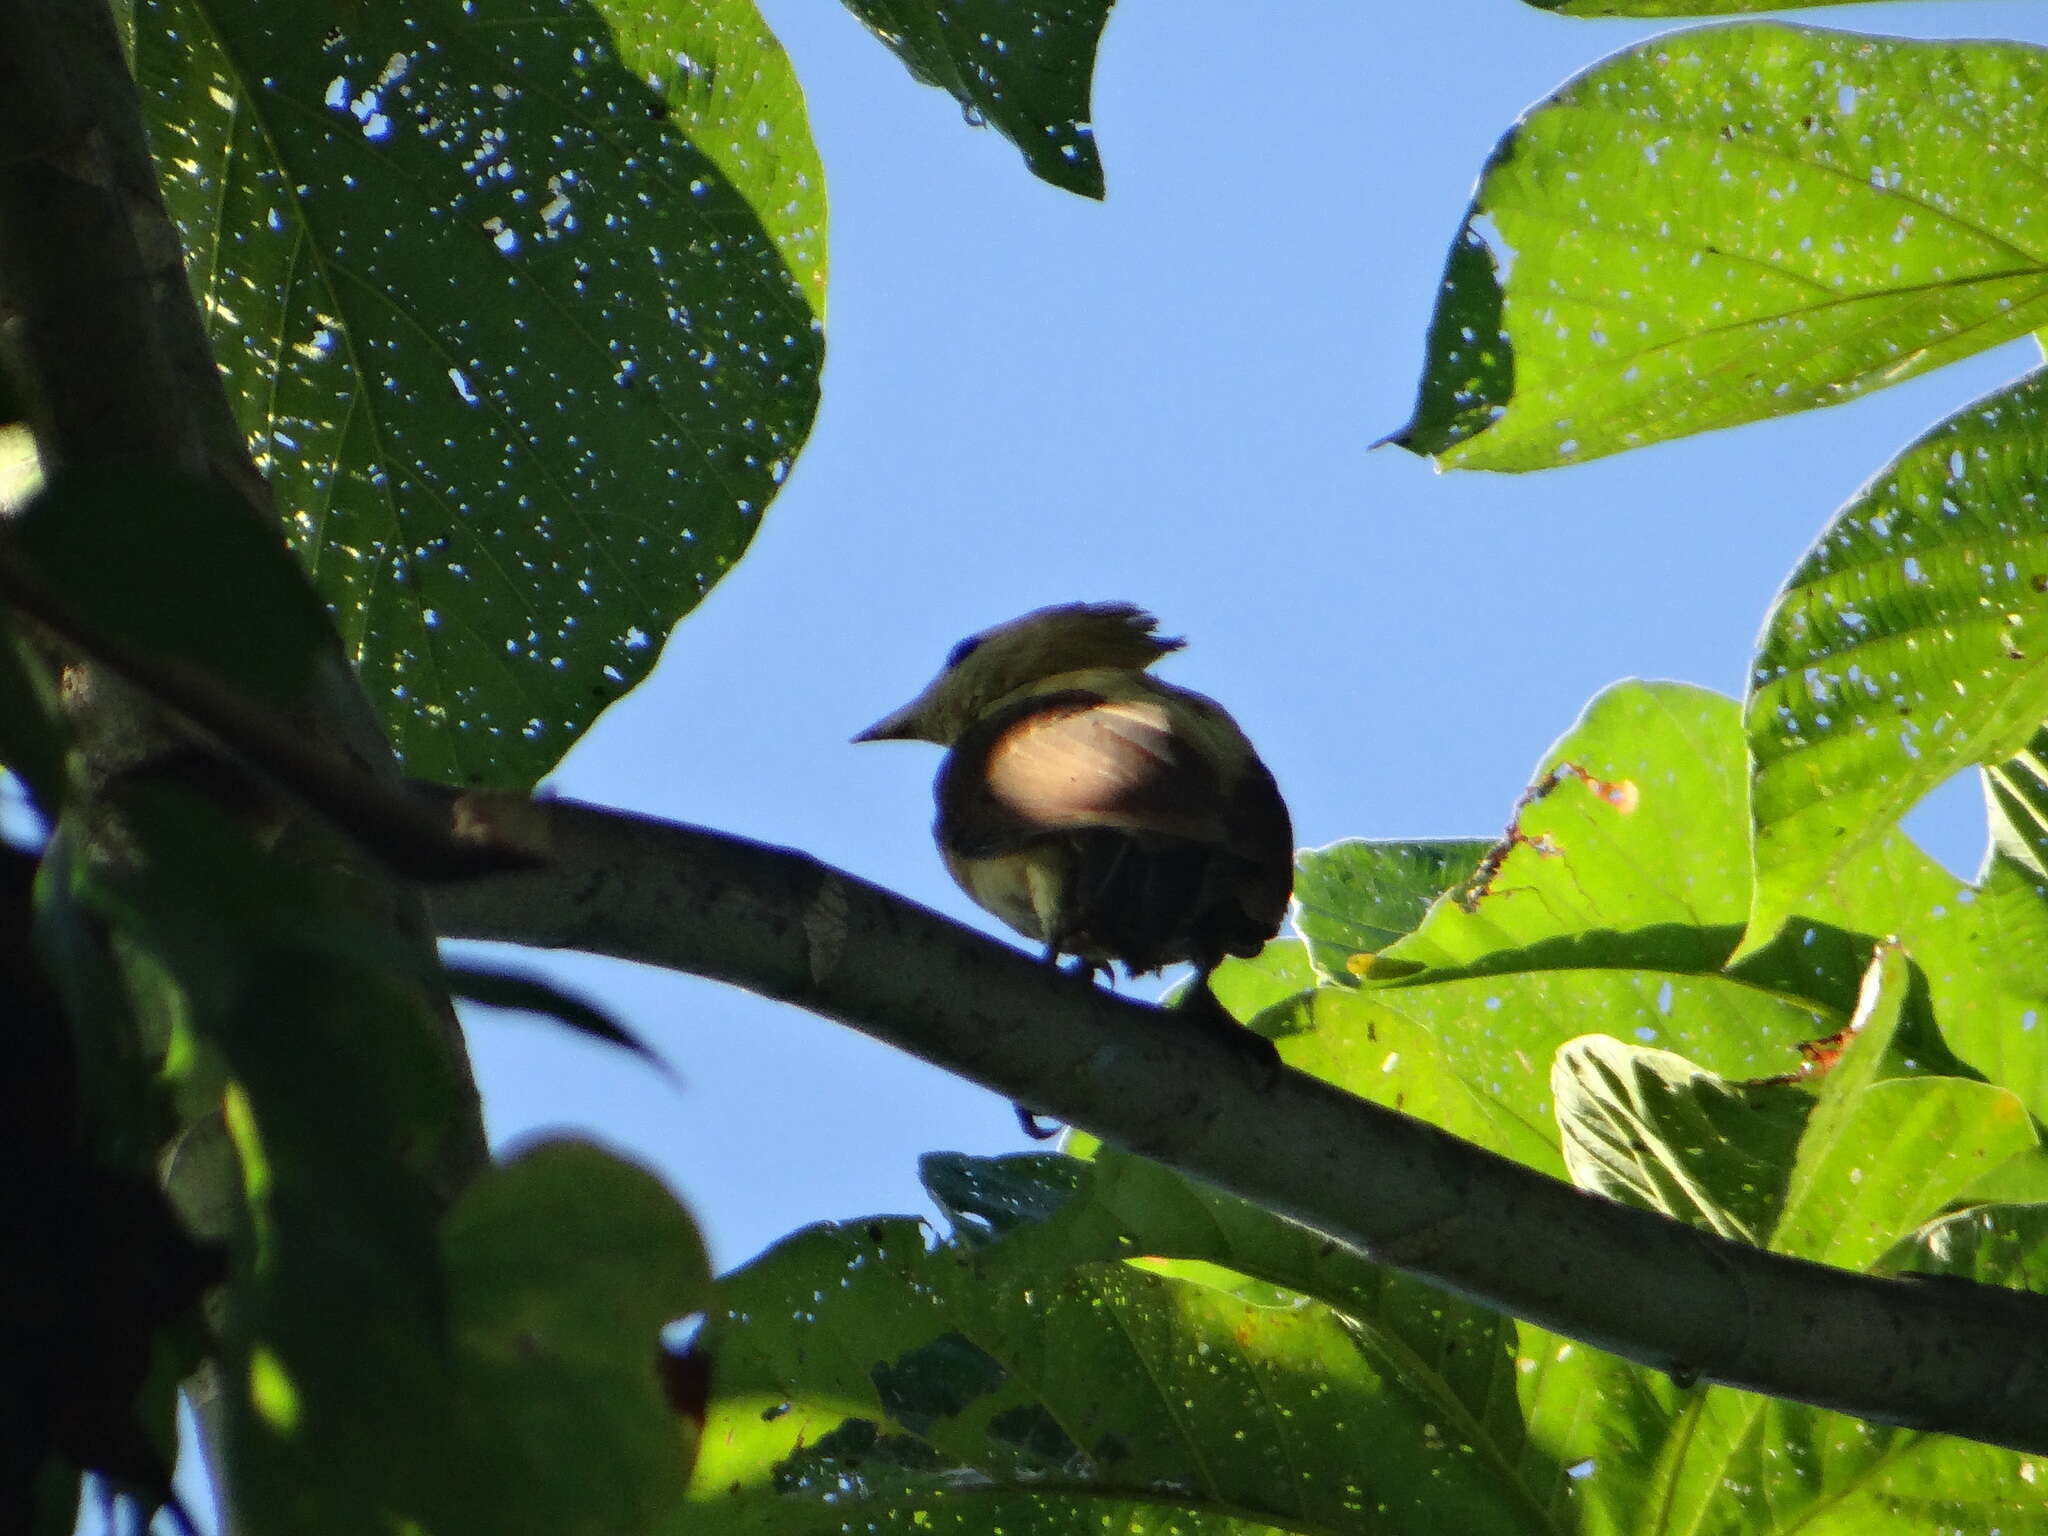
[1761,932,2045,1271]
[841,0,1114,199]
[1290,971,1831,1183]
[1641,1395,2046,1535]
[1634,948,2048,1536]
[1337,685,1837,1118]
[1205,935,1317,1022]
[83,787,464,1536]
[1551,1035,1812,1243]
[1987,726,2048,884]
[1292,838,1490,984]
[1392,222,1513,456]
[1779,940,1909,1182]
[595,0,827,301]
[137,0,824,788]
[1381,682,1749,980]
[1776,1075,2039,1269]
[1890,1201,2048,1286]
[430,1139,710,1535]
[446,963,671,1074]
[1908,854,2048,1122]
[689,1180,1555,1534]
[1338,677,2048,1122]
[1401,25,2048,471]
[1745,369,2048,950]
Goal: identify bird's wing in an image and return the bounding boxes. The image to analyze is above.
[941,689,1230,856]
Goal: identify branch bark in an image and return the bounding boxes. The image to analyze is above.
[432,792,2048,1456]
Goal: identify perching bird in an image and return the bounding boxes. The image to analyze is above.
[855,602,1293,1124]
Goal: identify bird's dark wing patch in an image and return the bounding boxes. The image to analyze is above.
[1222,757,1294,948]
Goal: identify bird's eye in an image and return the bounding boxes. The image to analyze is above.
[945,635,985,669]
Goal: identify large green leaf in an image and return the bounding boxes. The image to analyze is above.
[1381,682,1748,980]
[1206,935,1318,1021]
[1289,977,1829,1182]
[1361,684,1839,1113]
[688,1162,1557,1535]
[1292,838,1490,985]
[1542,946,2048,1533]
[1349,679,2048,1123]
[1746,369,2048,949]
[1551,1035,1812,1243]
[1645,1028,2048,1536]
[1399,25,2048,471]
[1765,940,2044,1271]
[137,0,824,787]
[1778,1074,2039,1270]
[429,1139,710,1535]
[1639,1395,2048,1535]
[840,0,1115,199]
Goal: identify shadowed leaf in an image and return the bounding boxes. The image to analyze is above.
[138,0,824,787]
[841,0,1115,198]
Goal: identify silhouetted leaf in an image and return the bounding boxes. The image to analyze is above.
[841,0,1114,198]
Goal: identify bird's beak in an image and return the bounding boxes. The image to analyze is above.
[852,700,925,743]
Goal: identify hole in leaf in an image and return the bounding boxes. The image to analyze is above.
[1900,767,1984,882]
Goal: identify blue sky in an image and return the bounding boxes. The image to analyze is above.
[453,0,2048,1274]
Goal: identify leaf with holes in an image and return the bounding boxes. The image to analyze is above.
[689,1184,1550,1534]
[137,0,823,787]
[841,0,1115,198]
[1292,838,1490,985]
[1744,368,2048,951]
[1398,25,2048,470]
[1552,1035,1812,1244]
[1357,679,2048,1121]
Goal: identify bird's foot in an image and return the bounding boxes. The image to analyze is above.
[1175,976,1282,1089]
[1045,944,1107,986]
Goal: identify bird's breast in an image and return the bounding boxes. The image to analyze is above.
[940,841,1067,949]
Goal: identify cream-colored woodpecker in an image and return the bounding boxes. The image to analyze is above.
[855,603,1293,1102]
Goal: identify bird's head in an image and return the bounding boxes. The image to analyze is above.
[854,602,1184,746]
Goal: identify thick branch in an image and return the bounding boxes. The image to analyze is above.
[0,0,485,1186]
[431,792,2048,1455]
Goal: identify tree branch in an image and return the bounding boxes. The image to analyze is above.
[430,792,2048,1455]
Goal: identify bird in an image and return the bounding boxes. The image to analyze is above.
[855,602,1293,1129]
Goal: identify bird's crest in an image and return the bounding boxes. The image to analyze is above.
[856,602,1183,745]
